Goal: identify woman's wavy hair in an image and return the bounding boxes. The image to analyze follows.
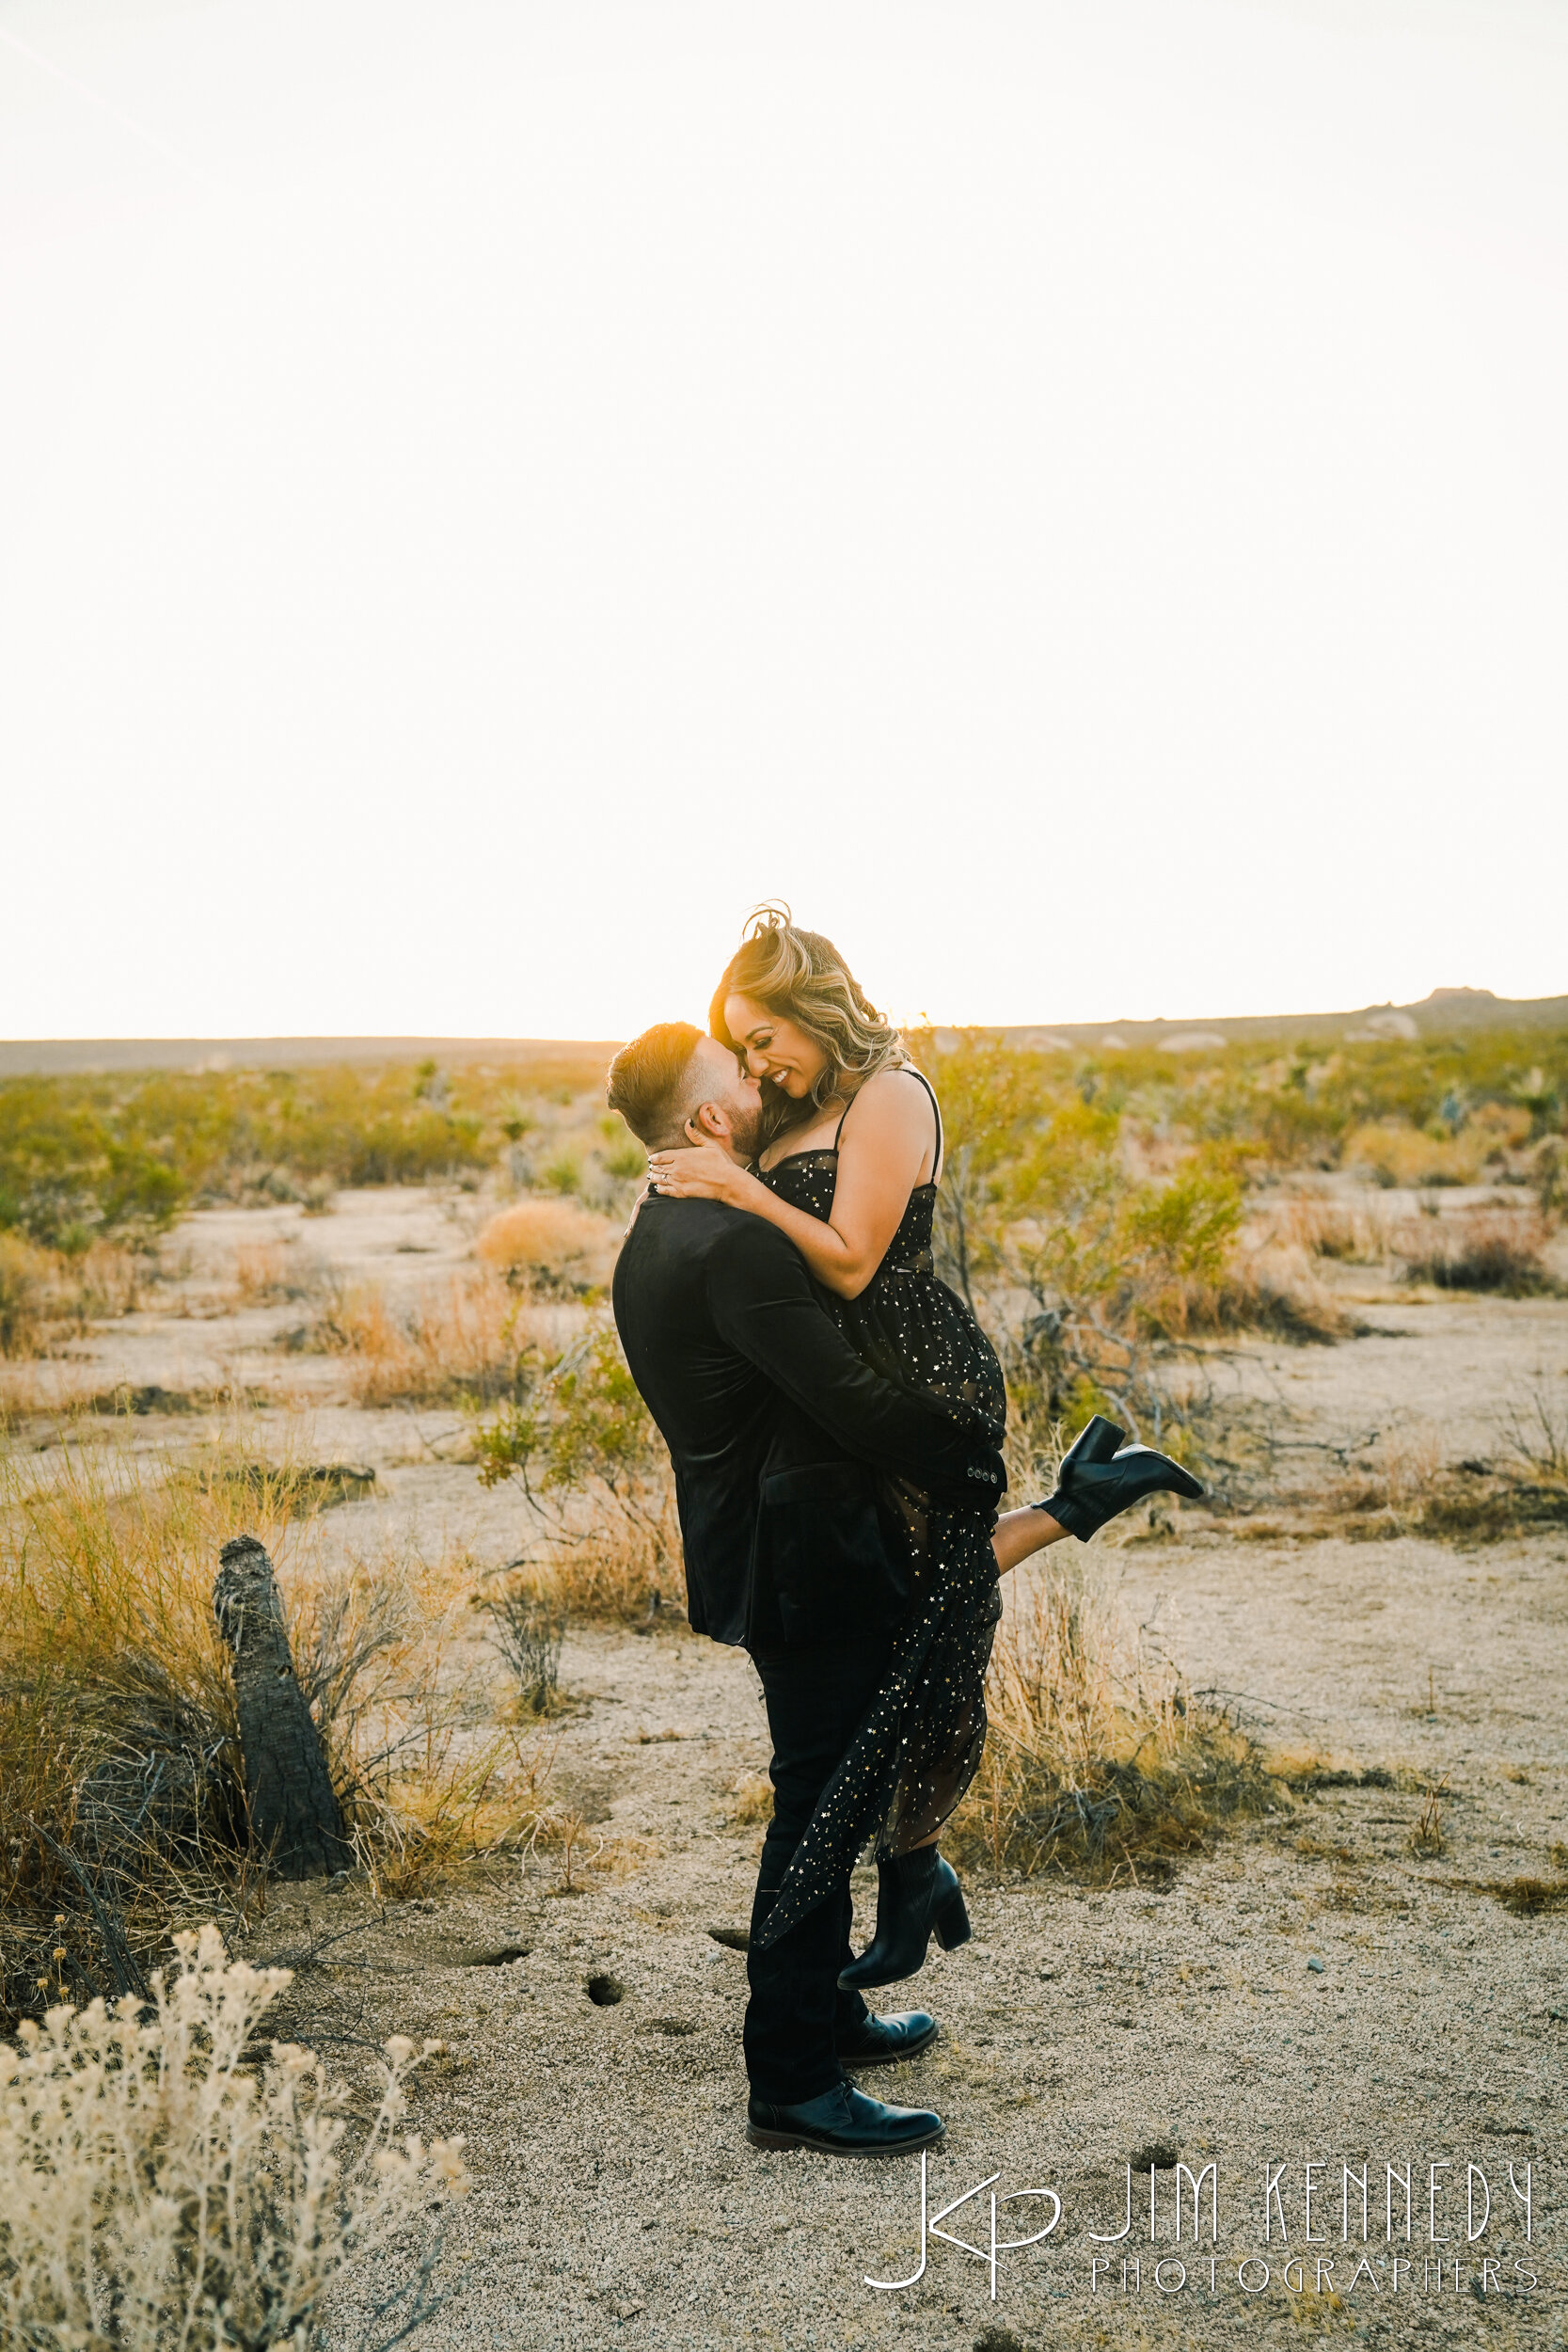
[710,903,908,1145]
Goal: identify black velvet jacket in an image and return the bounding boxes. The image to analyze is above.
[611,1194,1006,1652]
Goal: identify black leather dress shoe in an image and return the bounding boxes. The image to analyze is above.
[746,2079,944,2156]
[1037,1414,1204,1540]
[834,2009,938,2067]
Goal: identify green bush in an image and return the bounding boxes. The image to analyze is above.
[0,1057,607,1244]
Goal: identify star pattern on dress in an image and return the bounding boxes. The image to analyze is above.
[749,1093,1007,1953]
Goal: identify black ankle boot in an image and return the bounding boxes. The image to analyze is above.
[1057,1414,1127,1473]
[837,1848,971,1992]
[1037,1425,1204,1540]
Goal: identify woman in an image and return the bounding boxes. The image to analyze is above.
[648,907,1200,1984]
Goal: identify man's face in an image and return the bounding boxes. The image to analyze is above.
[688,1036,765,1159]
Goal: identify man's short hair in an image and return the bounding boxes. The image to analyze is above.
[606,1022,705,1148]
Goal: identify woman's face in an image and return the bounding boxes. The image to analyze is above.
[722,993,830,1099]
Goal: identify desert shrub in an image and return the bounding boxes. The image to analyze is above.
[475,1199,619,1295]
[1341,1106,1532,1189]
[600,1136,648,1182]
[1500,1381,1568,1481]
[0,1236,48,1359]
[1262,1195,1390,1263]
[283,1535,552,1905]
[7,1030,1564,1246]
[0,1437,539,2020]
[0,1235,146,1362]
[916,1035,1355,1424]
[0,1079,187,1248]
[0,1057,613,1245]
[948,1556,1275,1883]
[1396,1206,1557,1295]
[231,1241,325,1307]
[309,1271,526,1405]
[1530,1136,1565,1216]
[1157,1248,1364,1345]
[540,1150,584,1197]
[472,1319,680,1623]
[472,1574,568,1715]
[0,1922,467,2352]
[0,1440,255,1990]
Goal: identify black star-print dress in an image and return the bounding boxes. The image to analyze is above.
[749,1065,1007,1951]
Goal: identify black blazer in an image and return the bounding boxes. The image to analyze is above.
[611,1193,1006,1652]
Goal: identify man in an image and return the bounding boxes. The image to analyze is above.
[607,1021,1008,2159]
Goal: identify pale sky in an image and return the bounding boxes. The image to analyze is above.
[3,0,1565,1042]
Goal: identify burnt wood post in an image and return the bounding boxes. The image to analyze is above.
[214,1534,350,1878]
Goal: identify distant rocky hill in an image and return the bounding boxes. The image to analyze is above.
[1,989,1564,1076]
[976,987,1568,1055]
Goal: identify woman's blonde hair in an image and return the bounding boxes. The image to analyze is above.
[710,903,908,1140]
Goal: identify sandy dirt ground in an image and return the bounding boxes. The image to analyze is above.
[10,1190,1567,2351]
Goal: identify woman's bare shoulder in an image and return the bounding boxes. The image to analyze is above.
[838,1067,938,1153]
[852,1063,938,1111]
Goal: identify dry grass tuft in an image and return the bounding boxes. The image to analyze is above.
[0,1434,335,2016]
[1395,1205,1558,1295]
[1259,1416,1568,1548]
[724,1772,775,1828]
[475,1199,621,1294]
[311,1269,527,1406]
[0,1428,555,2020]
[471,1573,569,1717]
[0,1359,124,1421]
[1490,1875,1568,1916]
[523,1519,685,1629]
[230,1240,324,1307]
[0,1233,147,1360]
[1501,1381,1568,1480]
[1330,1428,1444,1522]
[949,1557,1276,1884]
[1264,1196,1391,1264]
[1407,1781,1449,1857]
[1155,1245,1366,1344]
[0,1232,51,1357]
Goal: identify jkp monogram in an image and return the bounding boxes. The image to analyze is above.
[865,2152,1061,2301]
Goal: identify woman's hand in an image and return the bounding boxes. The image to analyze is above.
[646,1140,759,1209]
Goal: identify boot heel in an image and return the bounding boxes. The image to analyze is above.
[933,1887,971,1951]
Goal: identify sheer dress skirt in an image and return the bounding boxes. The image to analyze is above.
[747,1084,1008,1953]
[750,1486,1002,1952]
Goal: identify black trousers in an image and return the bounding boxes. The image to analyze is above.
[742,1630,895,2106]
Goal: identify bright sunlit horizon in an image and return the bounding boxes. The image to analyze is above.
[4,0,1566,1042]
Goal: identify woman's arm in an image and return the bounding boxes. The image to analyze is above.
[647,1069,935,1299]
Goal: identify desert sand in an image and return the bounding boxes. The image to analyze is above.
[9,1187,1566,2351]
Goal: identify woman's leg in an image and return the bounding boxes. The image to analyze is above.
[875,1509,1065,1858]
[991,1503,1069,1576]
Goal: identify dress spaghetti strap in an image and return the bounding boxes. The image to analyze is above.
[833,1064,943,1182]
[903,1066,943,1181]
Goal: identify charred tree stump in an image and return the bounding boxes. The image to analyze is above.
[214,1534,350,1879]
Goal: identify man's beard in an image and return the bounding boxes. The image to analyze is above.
[728,1103,766,1164]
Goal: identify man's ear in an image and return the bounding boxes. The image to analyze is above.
[687,1102,727,1143]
